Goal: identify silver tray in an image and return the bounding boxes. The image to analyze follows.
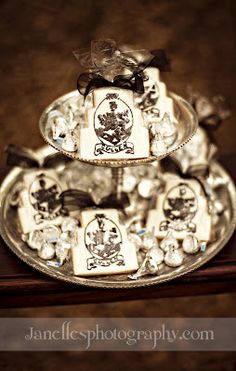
[39,91,198,167]
[0,146,235,288]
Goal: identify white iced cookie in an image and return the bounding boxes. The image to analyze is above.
[17,170,67,234]
[156,96,176,124]
[136,67,167,110]
[72,208,138,276]
[79,87,150,160]
[138,67,175,122]
[144,67,167,96]
[147,175,211,241]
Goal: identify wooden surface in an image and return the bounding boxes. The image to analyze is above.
[0,0,235,309]
[0,155,235,308]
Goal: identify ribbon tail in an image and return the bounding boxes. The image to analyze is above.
[5,144,72,169]
[43,153,72,168]
[132,73,144,94]
[99,192,130,209]
[5,144,40,168]
[59,189,95,212]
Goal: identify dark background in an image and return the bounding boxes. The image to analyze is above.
[0,0,236,165]
[0,0,236,370]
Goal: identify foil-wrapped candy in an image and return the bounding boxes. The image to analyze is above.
[164,247,184,267]
[24,217,79,266]
[182,234,200,254]
[129,245,164,279]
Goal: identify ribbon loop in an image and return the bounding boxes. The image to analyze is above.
[149,49,171,71]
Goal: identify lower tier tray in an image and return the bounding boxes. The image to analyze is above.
[0,146,235,288]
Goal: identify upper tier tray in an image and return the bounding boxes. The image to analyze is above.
[39,90,198,167]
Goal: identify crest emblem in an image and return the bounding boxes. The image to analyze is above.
[85,213,125,270]
[94,93,134,155]
[29,173,63,224]
[160,183,198,232]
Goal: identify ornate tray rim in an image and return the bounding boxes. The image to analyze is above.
[0,149,235,289]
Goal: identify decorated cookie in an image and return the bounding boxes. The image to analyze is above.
[72,208,138,276]
[79,87,150,160]
[147,175,211,241]
[17,170,67,234]
[136,67,167,110]
[137,67,175,122]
